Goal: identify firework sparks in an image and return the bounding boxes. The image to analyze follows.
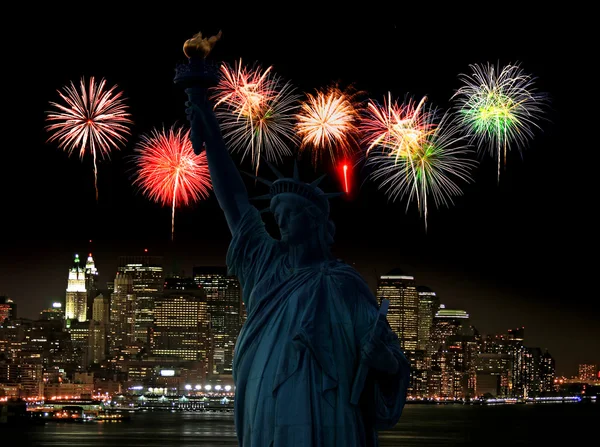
[451,62,548,181]
[295,85,363,168]
[45,76,133,201]
[132,125,212,240]
[210,59,301,173]
[362,95,476,230]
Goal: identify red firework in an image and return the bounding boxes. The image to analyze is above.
[132,125,212,240]
[45,76,133,201]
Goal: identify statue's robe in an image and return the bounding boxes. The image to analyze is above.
[227,207,410,446]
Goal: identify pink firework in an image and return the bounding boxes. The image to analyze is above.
[132,125,212,240]
[45,76,133,201]
[211,59,300,172]
[296,85,363,169]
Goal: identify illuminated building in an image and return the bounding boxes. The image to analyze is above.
[152,277,208,362]
[427,307,472,398]
[65,254,87,323]
[84,253,99,320]
[416,286,440,358]
[375,269,419,352]
[39,302,64,322]
[110,273,137,353]
[68,320,90,367]
[474,353,512,397]
[579,364,597,382]
[540,350,555,392]
[482,327,527,397]
[193,266,242,376]
[117,256,164,346]
[88,294,109,364]
[0,296,16,325]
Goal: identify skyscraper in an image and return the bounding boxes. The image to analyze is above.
[117,256,164,346]
[375,269,419,352]
[193,266,242,376]
[110,272,137,353]
[65,254,87,323]
[152,277,208,362]
[88,294,110,364]
[416,286,440,353]
[84,253,99,320]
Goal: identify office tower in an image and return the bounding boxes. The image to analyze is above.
[0,296,17,325]
[427,306,472,398]
[110,272,137,352]
[85,253,99,320]
[522,347,543,397]
[578,364,597,382]
[152,277,208,361]
[375,269,419,352]
[68,320,90,367]
[117,256,164,346]
[88,294,110,364]
[428,306,470,353]
[540,350,555,393]
[65,254,88,322]
[483,327,527,397]
[417,286,440,353]
[193,266,242,376]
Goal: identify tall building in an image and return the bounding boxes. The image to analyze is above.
[88,294,110,364]
[416,286,440,354]
[117,256,164,346]
[540,350,555,393]
[578,364,597,382]
[375,269,419,352]
[193,266,242,376]
[152,277,208,361]
[0,296,17,325]
[65,254,87,322]
[84,253,99,320]
[110,273,137,352]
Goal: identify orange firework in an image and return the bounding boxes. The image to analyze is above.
[296,85,363,168]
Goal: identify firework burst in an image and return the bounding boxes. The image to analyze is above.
[362,94,476,230]
[132,125,212,240]
[210,59,301,173]
[451,62,547,181]
[295,85,363,169]
[45,76,133,201]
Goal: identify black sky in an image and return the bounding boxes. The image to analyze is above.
[1,8,596,376]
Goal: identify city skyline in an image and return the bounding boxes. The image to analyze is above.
[2,10,596,379]
[1,247,596,378]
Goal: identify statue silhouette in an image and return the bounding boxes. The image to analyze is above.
[180,56,410,447]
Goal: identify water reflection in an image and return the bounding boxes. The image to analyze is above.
[15,403,600,446]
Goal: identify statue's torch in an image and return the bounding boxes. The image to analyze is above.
[173,30,222,155]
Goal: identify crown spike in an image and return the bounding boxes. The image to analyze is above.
[259,207,271,215]
[264,159,285,179]
[241,170,272,186]
[310,174,327,187]
[324,192,345,199]
[293,159,300,181]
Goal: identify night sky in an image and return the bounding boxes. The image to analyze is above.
[1,8,596,376]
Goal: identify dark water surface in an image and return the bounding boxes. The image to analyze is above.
[7,403,596,446]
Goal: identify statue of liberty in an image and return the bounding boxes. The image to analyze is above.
[176,30,410,447]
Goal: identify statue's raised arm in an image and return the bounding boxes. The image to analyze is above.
[174,30,250,233]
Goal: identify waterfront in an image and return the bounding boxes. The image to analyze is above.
[6,402,597,446]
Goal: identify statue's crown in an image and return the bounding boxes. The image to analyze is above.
[245,159,344,215]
